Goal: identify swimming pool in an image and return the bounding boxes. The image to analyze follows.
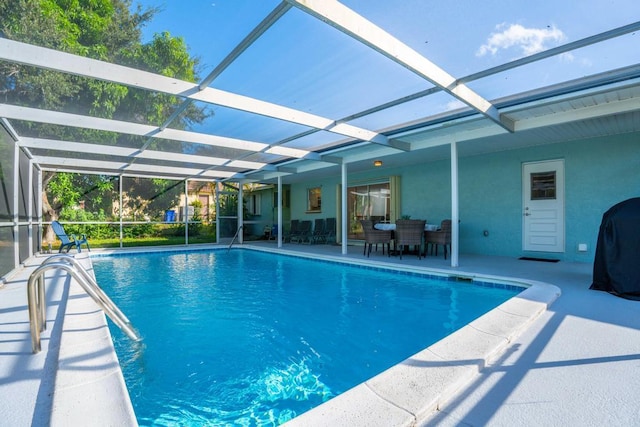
[93,249,521,425]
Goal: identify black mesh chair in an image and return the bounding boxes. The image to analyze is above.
[323,218,336,244]
[291,220,312,243]
[310,218,326,244]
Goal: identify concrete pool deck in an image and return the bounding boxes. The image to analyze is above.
[1,243,639,426]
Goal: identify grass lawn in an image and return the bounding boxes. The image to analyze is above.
[51,234,217,250]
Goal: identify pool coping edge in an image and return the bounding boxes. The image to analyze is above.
[49,245,560,426]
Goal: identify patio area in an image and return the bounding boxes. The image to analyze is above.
[1,242,638,426]
[1,1,639,425]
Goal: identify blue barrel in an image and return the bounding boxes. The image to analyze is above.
[164,210,176,222]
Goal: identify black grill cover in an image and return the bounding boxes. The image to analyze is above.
[590,198,640,300]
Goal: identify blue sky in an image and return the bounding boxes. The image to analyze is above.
[130,1,640,140]
[133,1,639,71]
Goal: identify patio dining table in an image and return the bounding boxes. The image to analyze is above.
[373,222,438,258]
[374,222,439,231]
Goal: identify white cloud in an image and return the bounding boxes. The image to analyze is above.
[476,23,565,57]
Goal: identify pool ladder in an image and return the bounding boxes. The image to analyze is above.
[27,253,142,354]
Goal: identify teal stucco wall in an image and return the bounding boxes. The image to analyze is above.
[287,131,639,262]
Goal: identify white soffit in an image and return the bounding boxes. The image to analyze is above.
[515,96,640,132]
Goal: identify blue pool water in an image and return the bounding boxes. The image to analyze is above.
[93,249,520,426]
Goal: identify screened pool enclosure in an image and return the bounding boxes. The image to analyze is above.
[1,0,640,280]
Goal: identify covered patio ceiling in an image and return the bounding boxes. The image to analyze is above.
[1,1,639,184]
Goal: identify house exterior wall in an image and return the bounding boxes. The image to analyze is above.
[243,185,293,237]
[287,131,639,262]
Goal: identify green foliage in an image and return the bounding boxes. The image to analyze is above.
[122,177,184,221]
[47,174,82,208]
[58,205,112,238]
[47,173,117,215]
[122,222,156,238]
[0,0,210,223]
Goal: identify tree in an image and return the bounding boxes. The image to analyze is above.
[0,0,209,242]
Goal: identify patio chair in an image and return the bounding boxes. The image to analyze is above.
[395,219,425,259]
[323,217,336,244]
[284,220,299,242]
[51,220,90,253]
[310,218,326,244]
[360,219,392,257]
[267,224,278,241]
[290,220,312,243]
[425,219,452,259]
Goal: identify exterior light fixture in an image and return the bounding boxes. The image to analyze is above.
[373,160,383,167]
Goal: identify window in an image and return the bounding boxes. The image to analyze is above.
[531,171,556,200]
[247,193,261,215]
[307,187,321,212]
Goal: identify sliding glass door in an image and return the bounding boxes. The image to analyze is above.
[347,182,390,240]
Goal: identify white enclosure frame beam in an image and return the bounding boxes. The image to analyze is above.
[450,141,459,267]
[19,137,235,167]
[215,182,220,244]
[13,139,20,268]
[30,156,239,180]
[0,38,388,144]
[36,167,42,253]
[237,183,244,245]
[119,175,124,248]
[288,0,514,133]
[0,104,267,152]
[341,162,348,255]
[277,176,283,248]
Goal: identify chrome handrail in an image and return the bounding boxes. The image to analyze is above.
[227,225,243,251]
[28,255,141,353]
[42,254,133,324]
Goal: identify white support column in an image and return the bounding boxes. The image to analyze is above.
[37,168,42,253]
[27,158,33,256]
[184,180,189,245]
[13,142,19,267]
[238,183,243,244]
[451,141,459,267]
[119,175,123,248]
[277,176,283,248]
[215,181,220,244]
[341,163,348,255]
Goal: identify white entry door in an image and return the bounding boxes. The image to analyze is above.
[522,160,565,252]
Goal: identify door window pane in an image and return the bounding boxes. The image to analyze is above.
[531,171,556,200]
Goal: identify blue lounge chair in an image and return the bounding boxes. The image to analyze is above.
[267,224,278,240]
[51,221,90,253]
